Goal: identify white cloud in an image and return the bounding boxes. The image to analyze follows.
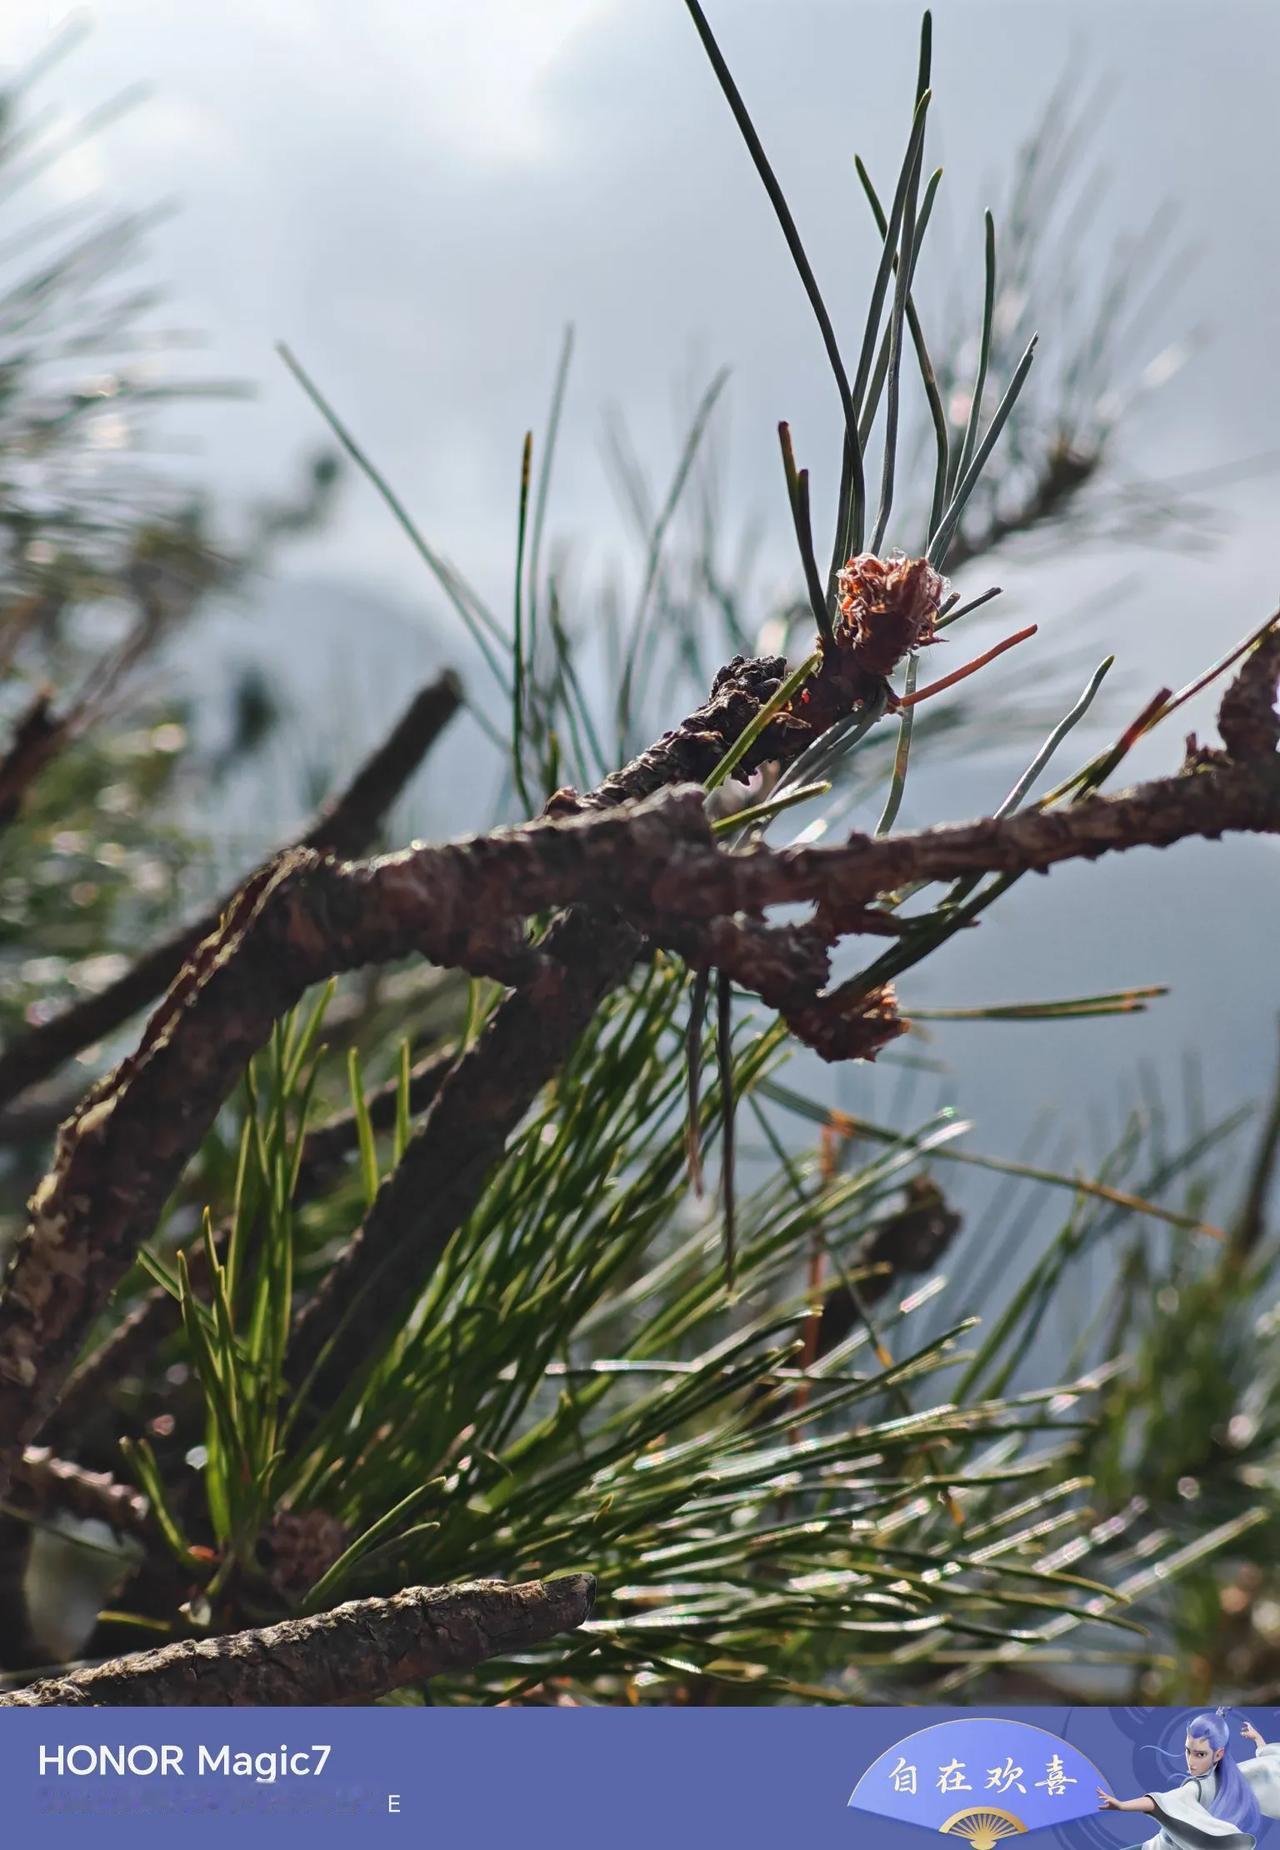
[2,0,621,168]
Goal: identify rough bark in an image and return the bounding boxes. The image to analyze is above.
[0,1573,595,1706]
[0,627,1276,1486]
[283,630,1278,1415]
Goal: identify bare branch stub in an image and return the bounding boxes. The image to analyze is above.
[0,1573,596,1707]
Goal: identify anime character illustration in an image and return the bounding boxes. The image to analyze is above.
[1097,1711,1280,1848]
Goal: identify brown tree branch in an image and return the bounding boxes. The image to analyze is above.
[0,611,165,838]
[669,754,1280,916]
[282,625,1280,1420]
[0,654,795,1474]
[1,627,1275,1484]
[0,1572,595,1706]
[9,695,1267,1036]
[0,669,463,1110]
[7,1445,151,1540]
[0,673,463,1644]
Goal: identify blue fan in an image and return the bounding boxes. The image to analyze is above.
[850,1718,1108,1844]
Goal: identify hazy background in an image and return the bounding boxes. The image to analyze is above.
[2,0,1277,1223]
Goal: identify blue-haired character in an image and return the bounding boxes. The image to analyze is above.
[1097,1711,1280,1848]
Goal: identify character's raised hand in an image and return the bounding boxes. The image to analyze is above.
[1098,1787,1120,1809]
[1241,1720,1265,1750]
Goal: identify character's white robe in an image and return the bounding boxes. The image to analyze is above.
[1135,1744,1280,1850]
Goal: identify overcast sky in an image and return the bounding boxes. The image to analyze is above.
[2,1,1275,603]
[2,0,1277,1216]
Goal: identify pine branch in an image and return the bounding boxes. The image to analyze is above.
[0,652,799,1470]
[285,905,646,1423]
[0,1573,595,1706]
[0,623,1275,1486]
[286,651,805,1422]
[0,669,463,1110]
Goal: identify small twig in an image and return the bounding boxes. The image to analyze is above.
[0,605,181,837]
[0,1574,596,1707]
[7,1446,151,1540]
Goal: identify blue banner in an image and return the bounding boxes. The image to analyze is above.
[0,1705,1276,1847]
